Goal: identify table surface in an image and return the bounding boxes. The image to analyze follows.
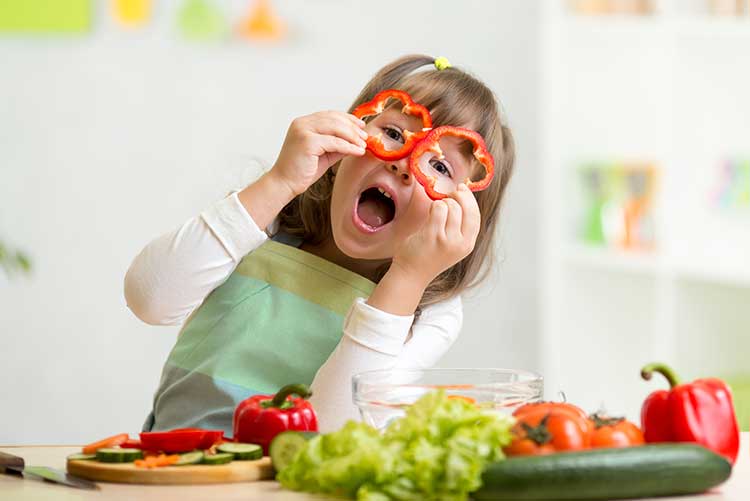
[1,434,748,500]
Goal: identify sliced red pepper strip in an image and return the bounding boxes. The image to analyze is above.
[233,383,318,455]
[408,125,495,200]
[139,428,224,453]
[641,363,740,465]
[352,89,433,161]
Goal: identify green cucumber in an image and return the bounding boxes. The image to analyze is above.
[95,448,144,463]
[217,442,262,460]
[474,444,732,500]
[269,431,318,473]
[175,451,204,466]
[201,452,234,465]
[67,453,97,461]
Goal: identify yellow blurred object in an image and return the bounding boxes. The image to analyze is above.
[568,0,655,15]
[237,0,285,41]
[112,0,150,26]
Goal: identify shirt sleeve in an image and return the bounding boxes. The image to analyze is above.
[309,295,463,432]
[123,192,268,326]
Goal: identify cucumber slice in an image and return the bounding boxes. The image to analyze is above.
[95,448,144,463]
[201,452,234,465]
[67,453,97,461]
[269,431,318,473]
[217,443,262,460]
[175,451,204,466]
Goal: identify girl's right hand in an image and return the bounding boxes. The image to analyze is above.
[270,111,368,197]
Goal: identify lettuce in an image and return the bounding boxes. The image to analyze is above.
[277,391,513,500]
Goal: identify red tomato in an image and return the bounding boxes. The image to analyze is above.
[505,402,592,456]
[589,414,645,448]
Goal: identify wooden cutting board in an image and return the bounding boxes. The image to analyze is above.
[67,457,274,485]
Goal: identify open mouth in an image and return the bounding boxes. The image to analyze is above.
[354,187,396,233]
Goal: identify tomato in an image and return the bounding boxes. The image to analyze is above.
[589,414,645,448]
[504,402,592,456]
[139,429,224,453]
[514,402,593,434]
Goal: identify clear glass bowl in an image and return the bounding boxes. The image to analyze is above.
[352,368,543,430]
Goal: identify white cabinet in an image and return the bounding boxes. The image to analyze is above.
[539,0,750,423]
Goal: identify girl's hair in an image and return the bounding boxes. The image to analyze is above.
[278,54,516,311]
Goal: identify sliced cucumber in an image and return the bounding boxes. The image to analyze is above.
[269,431,318,473]
[67,453,97,461]
[175,451,204,466]
[201,452,234,465]
[217,442,262,460]
[95,448,144,463]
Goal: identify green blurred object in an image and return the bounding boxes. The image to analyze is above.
[0,0,90,33]
[726,377,750,432]
[0,239,32,278]
[178,0,227,41]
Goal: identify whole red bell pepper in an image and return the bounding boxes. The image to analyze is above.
[233,383,318,455]
[641,362,739,464]
[352,89,433,161]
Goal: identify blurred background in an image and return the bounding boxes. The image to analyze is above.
[0,0,747,444]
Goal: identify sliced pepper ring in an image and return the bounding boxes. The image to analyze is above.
[352,89,433,161]
[408,125,495,200]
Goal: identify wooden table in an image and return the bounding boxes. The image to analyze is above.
[2,434,748,500]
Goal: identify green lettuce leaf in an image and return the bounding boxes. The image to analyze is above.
[277,390,513,500]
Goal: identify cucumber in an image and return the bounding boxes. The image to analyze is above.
[175,451,204,466]
[269,431,318,473]
[474,444,732,500]
[217,442,262,460]
[95,448,144,463]
[67,453,97,461]
[201,452,234,465]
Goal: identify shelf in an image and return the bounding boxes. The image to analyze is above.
[562,244,750,288]
[563,244,663,275]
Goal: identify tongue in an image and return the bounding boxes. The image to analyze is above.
[357,198,390,228]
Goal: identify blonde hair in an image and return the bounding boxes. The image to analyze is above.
[278,54,516,311]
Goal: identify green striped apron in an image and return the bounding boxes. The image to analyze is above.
[142,236,376,434]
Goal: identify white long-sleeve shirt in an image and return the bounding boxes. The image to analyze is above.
[124,192,462,431]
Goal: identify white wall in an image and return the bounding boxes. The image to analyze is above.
[0,0,540,444]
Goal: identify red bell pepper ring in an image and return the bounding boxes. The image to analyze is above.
[408,125,495,200]
[352,89,433,161]
[641,363,740,465]
[139,428,224,453]
[233,383,318,455]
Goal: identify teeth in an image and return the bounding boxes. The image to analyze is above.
[377,188,392,199]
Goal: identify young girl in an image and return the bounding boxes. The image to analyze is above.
[125,54,515,433]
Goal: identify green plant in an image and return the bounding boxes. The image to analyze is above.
[0,238,32,278]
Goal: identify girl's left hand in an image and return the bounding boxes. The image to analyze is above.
[391,184,481,287]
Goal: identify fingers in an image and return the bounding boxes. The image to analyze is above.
[314,134,366,161]
[427,199,449,238]
[442,198,462,239]
[448,184,481,240]
[308,111,368,149]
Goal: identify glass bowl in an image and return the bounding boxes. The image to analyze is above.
[352,368,543,430]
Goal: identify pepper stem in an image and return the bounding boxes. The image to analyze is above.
[269,383,312,408]
[641,363,681,388]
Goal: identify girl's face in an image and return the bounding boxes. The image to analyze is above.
[330,108,474,260]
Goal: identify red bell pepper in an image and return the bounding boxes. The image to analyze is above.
[408,125,495,200]
[233,383,318,455]
[352,89,433,161]
[139,428,224,453]
[641,362,740,464]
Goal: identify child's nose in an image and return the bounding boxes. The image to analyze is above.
[385,161,412,184]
